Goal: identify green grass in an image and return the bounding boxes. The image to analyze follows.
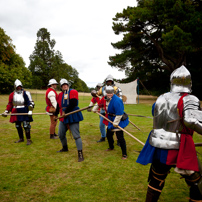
[0,94,202,202]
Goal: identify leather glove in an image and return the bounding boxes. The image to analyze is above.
[2,110,8,117]
[28,111,32,117]
[87,107,92,112]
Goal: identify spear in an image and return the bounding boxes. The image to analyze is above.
[96,111,145,146]
[129,120,141,131]
[55,106,93,120]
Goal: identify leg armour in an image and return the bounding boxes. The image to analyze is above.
[182,172,202,201]
[23,121,31,133]
[146,160,172,202]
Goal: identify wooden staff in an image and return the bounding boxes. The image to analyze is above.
[0,112,53,116]
[127,114,153,119]
[129,120,141,131]
[55,106,93,120]
[96,111,145,146]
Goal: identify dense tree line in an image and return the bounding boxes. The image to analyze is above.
[109,0,202,98]
[0,27,89,94]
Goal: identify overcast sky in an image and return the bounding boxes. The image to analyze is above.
[1,0,137,88]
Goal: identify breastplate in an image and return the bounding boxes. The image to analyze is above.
[13,91,25,107]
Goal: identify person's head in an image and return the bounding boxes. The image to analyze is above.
[105,86,114,99]
[60,78,70,92]
[48,79,58,90]
[170,65,192,93]
[96,83,103,91]
[105,74,114,86]
[14,79,23,92]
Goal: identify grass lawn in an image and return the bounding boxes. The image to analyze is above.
[0,93,202,202]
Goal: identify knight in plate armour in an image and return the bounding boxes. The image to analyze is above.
[136,65,202,201]
[2,79,34,145]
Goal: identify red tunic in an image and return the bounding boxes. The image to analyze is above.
[45,88,58,112]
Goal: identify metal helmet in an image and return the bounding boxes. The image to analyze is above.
[96,83,103,88]
[91,90,97,97]
[60,78,70,87]
[14,79,23,89]
[105,74,114,85]
[48,79,58,87]
[105,86,114,94]
[170,65,192,93]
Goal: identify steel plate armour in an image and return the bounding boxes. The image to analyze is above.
[149,92,182,149]
[13,91,25,107]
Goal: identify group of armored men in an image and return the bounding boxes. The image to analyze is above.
[2,66,202,201]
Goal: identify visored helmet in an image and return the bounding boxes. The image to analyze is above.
[48,79,58,87]
[60,78,70,87]
[105,74,114,85]
[14,79,23,89]
[170,65,192,93]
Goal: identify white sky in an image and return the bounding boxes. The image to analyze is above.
[1,0,137,88]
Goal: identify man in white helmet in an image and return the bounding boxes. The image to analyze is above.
[136,65,202,201]
[55,78,84,162]
[2,79,34,145]
[45,78,58,139]
[93,85,129,159]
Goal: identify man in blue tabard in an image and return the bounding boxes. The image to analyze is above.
[56,78,84,162]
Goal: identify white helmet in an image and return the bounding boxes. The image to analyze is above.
[60,78,70,87]
[105,74,114,85]
[48,79,58,87]
[105,86,114,94]
[170,65,192,93]
[14,79,23,89]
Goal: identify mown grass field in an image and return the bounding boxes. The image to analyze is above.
[0,93,202,202]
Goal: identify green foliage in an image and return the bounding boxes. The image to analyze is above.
[109,0,202,97]
[0,28,32,94]
[0,94,202,201]
[28,28,89,92]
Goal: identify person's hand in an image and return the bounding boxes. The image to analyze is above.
[28,111,32,117]
[113,122,118,128]
[87,107,92,112]
[2,110,8,117]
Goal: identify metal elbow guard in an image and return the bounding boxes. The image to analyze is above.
[184,110,202,134]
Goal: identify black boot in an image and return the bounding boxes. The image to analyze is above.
[54,133,58,136]
[50,134,58,139]
[26,131,32,145]
[78,150,84,162]
[57,145,68,152]
[97,137,105,142]
[15,127,24,143]
[145,187,161,202]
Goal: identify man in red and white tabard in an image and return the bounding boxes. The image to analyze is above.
[45,78,58,139]
[2,79,34,145]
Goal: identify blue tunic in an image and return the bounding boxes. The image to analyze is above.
[107,94,129,130]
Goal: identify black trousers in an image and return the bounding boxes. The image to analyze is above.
[106,128,127,156]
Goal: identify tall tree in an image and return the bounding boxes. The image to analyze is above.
[108,0,202,95]
[29,28,56,88]
[0,27,32,93]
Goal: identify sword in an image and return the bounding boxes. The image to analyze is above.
[96,111,145,146]
[55,106,93,120]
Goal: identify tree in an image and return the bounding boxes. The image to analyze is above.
[0,28,32,94]
[108,0,202,95]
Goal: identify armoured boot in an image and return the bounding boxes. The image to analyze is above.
[78,150,84,162]
[57,145,68,152]
[15,127,24,143]
[97,137,105,142]
[26,131,32,145]
[50,134,58,139]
